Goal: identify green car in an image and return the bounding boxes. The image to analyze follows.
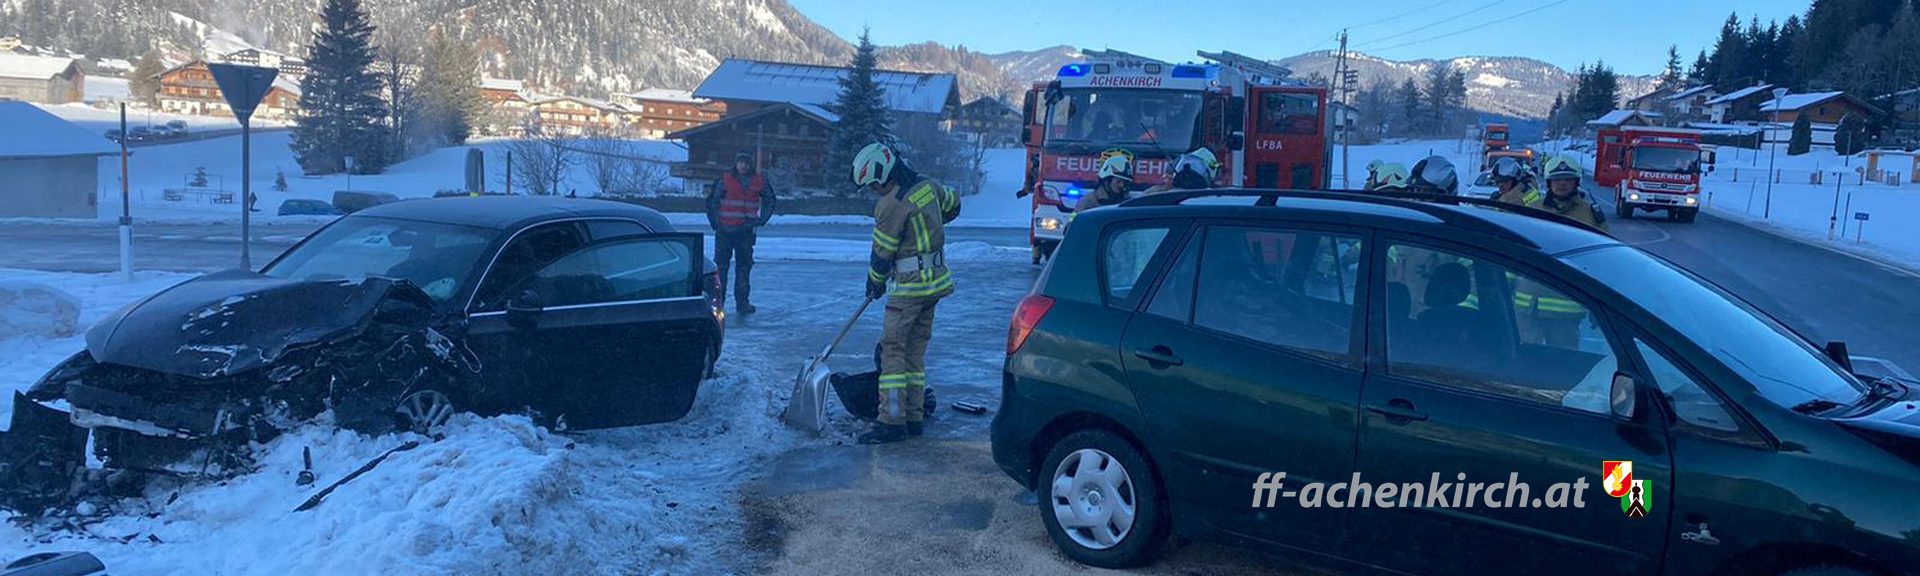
[991,189,1920,575]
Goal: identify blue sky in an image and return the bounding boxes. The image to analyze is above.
[787,0,1811,75]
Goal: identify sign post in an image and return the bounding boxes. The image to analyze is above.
[118,103,132,282]
[1854,212,1870,244]
[207,63,279,270]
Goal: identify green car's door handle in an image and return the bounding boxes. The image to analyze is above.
[1132,347,1184,367]
[1367,400,1428,423]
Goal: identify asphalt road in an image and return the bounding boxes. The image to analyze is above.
[1587,182,1920,373]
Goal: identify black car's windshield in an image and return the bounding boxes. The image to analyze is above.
[1046,88,1202,151]
[264,216,493,303]
[1565,246,1865,409]
[1631,147,1700,173]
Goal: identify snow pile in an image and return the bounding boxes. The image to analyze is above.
[2,414,711,575]
[0,267,797,574]
[0,281,80,340]
[951,148,1034,228]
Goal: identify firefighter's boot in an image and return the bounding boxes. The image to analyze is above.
[858,423,909,444]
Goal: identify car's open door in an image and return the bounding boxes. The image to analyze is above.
[484,232,712,429]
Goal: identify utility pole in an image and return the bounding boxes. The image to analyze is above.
[1335,29,1350,189]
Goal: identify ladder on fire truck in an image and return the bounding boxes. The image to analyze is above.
[1197,50,1297,85]
[1079,49,1168,65]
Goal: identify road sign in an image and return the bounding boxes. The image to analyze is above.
[206,63,279,124]
[1855,212,1871,221]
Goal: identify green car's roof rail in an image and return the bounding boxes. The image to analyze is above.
[1120,187,1610,243]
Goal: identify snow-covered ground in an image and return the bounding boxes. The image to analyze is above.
[1688,145,1920,268]
[40,102,278,132]
[0,266,803,575]
[84,132,686,223]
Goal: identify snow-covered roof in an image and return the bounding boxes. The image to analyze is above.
[481,78,524,92]
[0,53,79,80]
[1587,109,1661,126]
[793,103,840,123]
[1666,85,1717,101]
[692,58,958,115]
[669,102,837,140]
[271,76,301,97]
[1706,84,1773,105]
[1760,91,1846,112]
[627,88,704,104]
[0,102,120,158]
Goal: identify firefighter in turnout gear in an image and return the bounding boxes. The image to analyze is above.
[1490,156,1542,206]
[1072,150,1134,213]
[1534,156,1608,233]
[853,142,961,444]
[706,151,778,314]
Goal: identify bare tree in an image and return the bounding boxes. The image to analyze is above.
[508,118,577,196]
[893,115,982,194]
[579,129,632,196]
[618,162,672,197]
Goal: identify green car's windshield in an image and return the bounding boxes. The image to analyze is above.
[264,216,494,303]
[1564,246,1865,410]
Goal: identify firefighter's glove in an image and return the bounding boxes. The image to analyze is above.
[866,278,888,300]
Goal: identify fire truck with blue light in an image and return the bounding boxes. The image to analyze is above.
[1595,126,1708,223]
[1015,50,1331,263]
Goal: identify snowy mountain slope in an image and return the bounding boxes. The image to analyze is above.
[1277,51,1659,120]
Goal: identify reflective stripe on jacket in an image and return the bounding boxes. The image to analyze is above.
[870,179,961,299]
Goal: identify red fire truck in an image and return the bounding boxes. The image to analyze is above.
[1015,50,1330,262]
[1595,126,1707,223]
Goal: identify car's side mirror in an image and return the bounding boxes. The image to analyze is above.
[506,289,542,329]
[1610,372,1638,419]
[1229,131,1245,151]
[1824,341,1854,372]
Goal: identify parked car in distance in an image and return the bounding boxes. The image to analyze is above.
[165,119,188,133]
[992,189,1920,575]
[103,129,123,143]
[125,126,151,142]
[9,197,727,485]
[277,199,342,216]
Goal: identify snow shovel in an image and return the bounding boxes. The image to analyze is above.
[782,297,874,434]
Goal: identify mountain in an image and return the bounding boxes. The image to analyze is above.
[1276,51,1659,120]
[2,0,1080,102]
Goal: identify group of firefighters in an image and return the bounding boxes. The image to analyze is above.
[705,137,1607,444]
[1364,154,1609,232]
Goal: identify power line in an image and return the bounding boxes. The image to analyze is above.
[1366,0,1578,54]
[1346,0,1455,31]
[1352,0,1512,48]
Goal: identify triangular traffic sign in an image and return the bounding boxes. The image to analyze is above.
[206,63,280,124]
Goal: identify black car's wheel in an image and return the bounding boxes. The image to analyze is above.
[395,388,457,436]
[1038,429,1167,568]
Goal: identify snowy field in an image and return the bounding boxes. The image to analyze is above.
[77,131,687,223]
[40,102,282,133]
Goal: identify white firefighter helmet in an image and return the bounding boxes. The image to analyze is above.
[1097,149,1135,182]
[1173,148,1220,181]
[1544,155,1584,181]
[851,142,897,187]
[1371,163,1411,190]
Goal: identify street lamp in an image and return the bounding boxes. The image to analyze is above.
[1763,87,1788,220]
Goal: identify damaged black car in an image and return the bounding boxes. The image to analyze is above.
[2,197,725,508]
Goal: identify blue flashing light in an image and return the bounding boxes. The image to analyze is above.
[1171,65,1208,79]
[1058,64,1090,77]
[1063,187,1084,198]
